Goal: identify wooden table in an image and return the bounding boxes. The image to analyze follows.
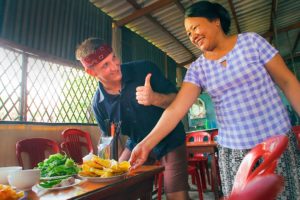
[26,165,164,200]
[186,141,219,200]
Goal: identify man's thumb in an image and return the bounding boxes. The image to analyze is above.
[144,73,152,87]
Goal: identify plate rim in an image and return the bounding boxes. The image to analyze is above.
[78,172,127,182]
[40,174,75,180]
[37,178,82,190]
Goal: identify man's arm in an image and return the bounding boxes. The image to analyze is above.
[130,82,201,169]
[136,73,176,108]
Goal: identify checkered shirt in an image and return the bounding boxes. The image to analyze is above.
[184,32,291,149]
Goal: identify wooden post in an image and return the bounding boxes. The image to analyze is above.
[112,22,122,62]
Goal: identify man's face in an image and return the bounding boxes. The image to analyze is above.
[86,52,122,84]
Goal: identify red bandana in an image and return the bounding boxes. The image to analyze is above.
[80,44,112,68]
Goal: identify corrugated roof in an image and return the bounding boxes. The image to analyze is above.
[91,0,300,67]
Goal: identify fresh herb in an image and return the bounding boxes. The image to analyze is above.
[37,153,79,177]
[39,178,65,188]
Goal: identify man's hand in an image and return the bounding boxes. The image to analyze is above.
[129,142,151,170]
[136,73,154,106]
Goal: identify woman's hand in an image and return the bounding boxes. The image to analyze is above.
[129,141,151,169]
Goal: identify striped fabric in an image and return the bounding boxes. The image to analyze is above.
[184,32,291,149]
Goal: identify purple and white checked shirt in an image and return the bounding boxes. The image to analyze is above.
[184,32,291,149]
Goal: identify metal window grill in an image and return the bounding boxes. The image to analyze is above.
[0,45,97,123]
[0,47,22,121]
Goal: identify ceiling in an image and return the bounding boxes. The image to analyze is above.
[90,0,300,68]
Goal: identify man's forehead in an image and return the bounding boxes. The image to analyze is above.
[95,52,114,67]
[79,44,112,68]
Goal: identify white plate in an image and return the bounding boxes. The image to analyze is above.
[36,178,82,190]
[78,173,127,183]
[40,175,74,181]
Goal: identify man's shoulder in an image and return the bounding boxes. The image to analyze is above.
[122,60,158,76]
[122,60,156,68]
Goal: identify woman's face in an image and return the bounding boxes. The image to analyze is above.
[184,17,220,52]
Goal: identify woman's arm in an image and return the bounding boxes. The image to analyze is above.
[118,148,131,162]
[265,54,300,115]
[130,82,201,168]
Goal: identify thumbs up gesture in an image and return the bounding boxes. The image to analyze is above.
[136,73,154,106]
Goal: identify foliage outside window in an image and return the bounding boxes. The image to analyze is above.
[0,45,97,124]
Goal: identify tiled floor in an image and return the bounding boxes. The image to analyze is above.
[188,184,215,200]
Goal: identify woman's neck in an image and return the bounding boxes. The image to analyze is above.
[204,34,237,60]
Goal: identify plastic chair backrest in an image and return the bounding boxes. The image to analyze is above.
[232,135,288,192]
[186,131,212,158]
[211,130,218,142]
[186,131,211,143]
[16,138,60,169]
[228,174,284,200]
[61,129,94,164]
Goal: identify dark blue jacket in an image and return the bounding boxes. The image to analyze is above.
[92,60,185,159]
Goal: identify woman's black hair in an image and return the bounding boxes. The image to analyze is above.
[185,1,231,34]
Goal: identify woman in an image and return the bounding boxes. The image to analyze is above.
[129,1,300,199]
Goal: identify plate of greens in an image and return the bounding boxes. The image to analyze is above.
[36,153,80,180]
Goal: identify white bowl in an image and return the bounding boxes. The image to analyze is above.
[0,166,22,184]
[8,169,40,191]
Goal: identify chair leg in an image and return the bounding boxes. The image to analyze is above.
[204,160,211,185]
[189,162,197,185]
[192,171,196,185]
[199,162,207,190]
[191,167,204,200]
[157,172,164,200]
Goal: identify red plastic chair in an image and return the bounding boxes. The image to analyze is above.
[227,174,284,200]
[186,131,211,190]
[155,165,203,200]
[231,135,288,193]
[16,138,60,169]
[211,130,218,142]
[292,125,300,149]
[60,128,94,164]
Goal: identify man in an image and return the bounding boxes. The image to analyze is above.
[76,38,189,200]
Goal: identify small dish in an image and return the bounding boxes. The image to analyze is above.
[0,166,22,184]
[78,173,127,183]
[8,169,40,191]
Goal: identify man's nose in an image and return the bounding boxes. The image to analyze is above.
[110,61,119,70]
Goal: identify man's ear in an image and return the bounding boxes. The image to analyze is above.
[85,68,95,76]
